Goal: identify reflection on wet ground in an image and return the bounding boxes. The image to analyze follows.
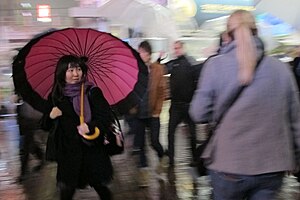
[0,101,299,199]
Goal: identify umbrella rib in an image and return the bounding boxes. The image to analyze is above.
[93,59,135,78]
[59,30,84,55]
[88,61,135,94]
[93,55,136,68]
[26,60,56,80]
[93,72,127,104]
[82,30,112,60]
[88,70,119,104]
[43,31,82,55]
[27,42,79,58]
[83,29,91,56]
[72,29,85,55]
[89,46,133,60]
[85,29,103,58]
[34,72,55,98]
[87,36,108,61]
[88,44,138,77]
[25,52,68,71]
[87,35,130,62]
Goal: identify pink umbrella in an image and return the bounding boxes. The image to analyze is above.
[13,28,148,114]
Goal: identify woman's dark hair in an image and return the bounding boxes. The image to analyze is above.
[51,55,88,104]
[138,40,152,54]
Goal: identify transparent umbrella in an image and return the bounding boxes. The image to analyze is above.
[97,0,179,40]
[255,0,300,30]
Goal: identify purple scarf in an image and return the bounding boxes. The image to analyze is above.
[63,81,94,123]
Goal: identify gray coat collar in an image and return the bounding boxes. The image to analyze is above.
[219,36,264,61]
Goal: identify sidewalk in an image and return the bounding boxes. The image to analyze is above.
[0,101,300,199]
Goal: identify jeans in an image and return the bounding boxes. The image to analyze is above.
[168,103,196,165]
[209,170,284,200]
[133,117,164,168]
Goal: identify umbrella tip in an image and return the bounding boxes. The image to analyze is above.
[80,56,88,63]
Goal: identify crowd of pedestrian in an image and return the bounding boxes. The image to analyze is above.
[10,9,300,200]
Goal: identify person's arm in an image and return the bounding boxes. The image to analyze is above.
[192,63,204,92]
[189,59,215,123]
[185,55,199,65]
[41,95,56,131]
[164,60,174,74]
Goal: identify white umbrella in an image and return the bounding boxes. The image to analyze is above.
[97,0,179,40]
[255,0,300,30]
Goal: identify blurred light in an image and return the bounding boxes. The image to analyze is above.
[257,13,295,36]
[0,68,12,76]
[37,5,52,22]
[20,3,32,8]
[201,4,255,14]
[37,18,52,22]
[22,12,32,17]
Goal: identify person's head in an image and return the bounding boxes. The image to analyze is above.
[138,40,152,64]
[54,55,87,85]
[219,31,231,47]
[52,55,88,101]
[226,10,258,85]
[173,41,185,57]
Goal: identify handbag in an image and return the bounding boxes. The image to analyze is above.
[103,110,125,156]
[86,87,124,156]
[195,54,265,176]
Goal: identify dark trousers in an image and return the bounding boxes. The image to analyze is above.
[124,114,135,135]
[168,103,196,165]
[19,129,44,175]
[59,183,111,200]
[133,117,164,168]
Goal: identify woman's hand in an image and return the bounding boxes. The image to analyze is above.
[77,123,90,136]
[49,107,62,119]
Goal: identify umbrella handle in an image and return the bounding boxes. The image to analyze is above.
[82,127,100,140]
[80,83,100,140]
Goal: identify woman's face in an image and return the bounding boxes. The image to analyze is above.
[65,63,83,84]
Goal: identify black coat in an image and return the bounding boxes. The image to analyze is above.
[165,55,202,104]
[292,57,300,90]
[43,87,114,188]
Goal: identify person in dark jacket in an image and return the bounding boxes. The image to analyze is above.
[16,96,46,182]
[42,55,114,200]
[291,49,300,91]
[164,41,201,167]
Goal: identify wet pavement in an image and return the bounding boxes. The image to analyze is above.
[0,101,300,200]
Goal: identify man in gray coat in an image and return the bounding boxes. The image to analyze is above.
[189,10,300,199]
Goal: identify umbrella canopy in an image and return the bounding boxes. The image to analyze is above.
[255,0,300,31]
[97,0,179,39]
[13,28,148,114]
